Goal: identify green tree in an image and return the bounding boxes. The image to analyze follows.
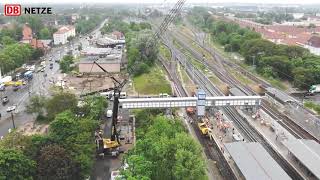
[49,111,98,178]
[39,27,51,39]
[122,155,152,180]
[80,95,108,119]
[46,92,77,120]
[0,148,36,180]
[26,95,47,118]
[37,144,79,180]
[1,36,16,45]
[32,48,44,60]
[18,16,43,34]
[59,55,74,73]
[123,114,207,180]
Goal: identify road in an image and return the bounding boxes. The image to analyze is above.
[0,19,108,137]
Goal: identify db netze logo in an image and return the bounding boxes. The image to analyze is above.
[4,4,21,16]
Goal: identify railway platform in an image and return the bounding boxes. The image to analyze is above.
[238,108,316,179]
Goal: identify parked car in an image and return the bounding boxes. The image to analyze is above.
[13,85,20,91]
[106,110,113,118]
[0,84,5,91]
[6,105,16,112]
[2,96,9,105]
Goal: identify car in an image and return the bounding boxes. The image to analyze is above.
[29,65,35,71]
[41,68,45,72]
[13,85,20,91]
[0,84,5,91]
[37,67,43,72]
[6,105,16,112]
[2,96,9,105]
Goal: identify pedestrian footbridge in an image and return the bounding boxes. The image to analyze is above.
[119,96,261,109]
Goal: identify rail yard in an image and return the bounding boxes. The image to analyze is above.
[153,21,320,179]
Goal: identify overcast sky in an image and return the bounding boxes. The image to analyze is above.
[2,0,320,4]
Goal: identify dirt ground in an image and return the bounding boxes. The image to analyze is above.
[17,121,49,136]
[65,74,123,95]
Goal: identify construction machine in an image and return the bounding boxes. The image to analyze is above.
[198,122,209,135]
[93,0,186,156]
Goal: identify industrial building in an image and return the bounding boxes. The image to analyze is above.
[78,51,122,73]
[96,36,125,48]
[80,47,113,56]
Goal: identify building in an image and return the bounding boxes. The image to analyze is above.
[305,35,320,55]
[71,13,80,24]
[21,24,50,51]
[21,24,33,44]
[78,48,122,73]
[80,47,113,56]
[78,55,122,73]
[229,17,320,55]
[53,26,76,45]
[96,36,125,48]
[111,31,125,40]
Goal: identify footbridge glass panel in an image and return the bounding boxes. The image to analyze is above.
[119,96,261,109]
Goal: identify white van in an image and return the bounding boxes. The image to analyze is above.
[107,110,113,118]
[120,92,127,99]
[159,93,170,98]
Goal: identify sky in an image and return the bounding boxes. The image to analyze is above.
[1,0,320,4]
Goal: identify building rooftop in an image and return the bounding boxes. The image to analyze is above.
[22,24,33,41]
[54,26,75,35]
[79,55,121,64]
[308,35,320,48]
[282,139,320,179]
[265,87,298,104]
[225,142,291,180]
[81,47,113,55]
[96,36,125,46]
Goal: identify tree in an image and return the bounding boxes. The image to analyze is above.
[32,48,44,60]
[26,95,47,118]
[39,27,51,39]
[1,36,16,45]
[46,92,77,120]
[0,148,36,180]
[122,155,152,180]
[49,111,98,178]
[37,144,79,180]
[123,114,207,180]
[59,55,74,73]
[127,30,159,75]
[17,16,43,34]
[80,95,108,119]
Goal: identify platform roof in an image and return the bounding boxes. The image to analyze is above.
[282,139,320,179]
[225,142,291,180]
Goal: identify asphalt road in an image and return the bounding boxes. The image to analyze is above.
[0,19,108,137]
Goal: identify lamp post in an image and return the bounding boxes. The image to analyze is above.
[10,111,15,129]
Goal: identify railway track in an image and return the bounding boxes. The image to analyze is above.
[160,39,237,180]
[172,30,318,142]
[167,33,304,180]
